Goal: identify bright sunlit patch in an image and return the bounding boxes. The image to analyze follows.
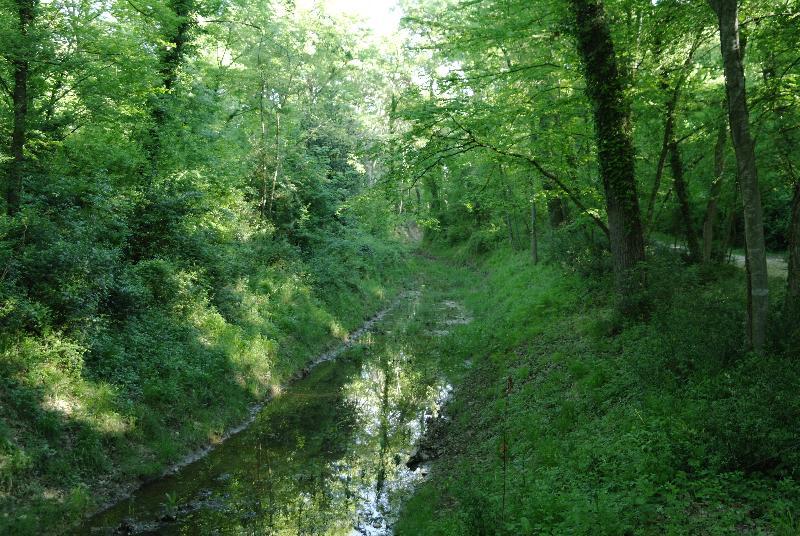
[295,0,402,38]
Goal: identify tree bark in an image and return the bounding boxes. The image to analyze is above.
[669,140,701,261]
[645,34,701,236]
[498,164,518,248]
[709,0,770,351]
[569,0,646,312]
[645,93,676,231]
[424,174,441,222]
[544,179,567,228]
[267,111,281,217]
[145,0,193,175]
[531,201,539,263]
[6,0,36,216]
[258,39,269,218]
[702,119,728,263]
[788,181,800,319]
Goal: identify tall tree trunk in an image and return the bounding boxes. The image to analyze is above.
[267,111,281,217]
[539,110,567,229]
[569,0,646,312]
[504,212,515,248]
[762,58,799,329]
[669,140,701,261]
[424,174,441,224]
[709,0,770,351]
[544,179,567,228]
[145,0,193,175]
[788,181,800,320]
[6,0,36,216]
[644,33,700,234]
[531,201,539,264]
[702,119,728,263]
[258,40,269,219]
[720,174,739,263]
[645,95,676,231]
[498,164,518,248]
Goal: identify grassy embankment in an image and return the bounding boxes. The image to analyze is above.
[397,245,800,535]
[0,233,409,535]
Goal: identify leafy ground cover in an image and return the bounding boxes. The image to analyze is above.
[396,246,800,535]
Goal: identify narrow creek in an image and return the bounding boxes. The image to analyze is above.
[78,287,458,535]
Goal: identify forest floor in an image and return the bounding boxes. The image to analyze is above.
[394,245,800,535]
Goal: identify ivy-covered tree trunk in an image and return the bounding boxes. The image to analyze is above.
[530,201,539,263]
[424,174,442,224]
[6,0,36,216]
[544,181,567,228]
[709,0,770,351]
[569,0,646,312]
[145,0,194,175]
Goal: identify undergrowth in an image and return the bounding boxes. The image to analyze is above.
[0,219,407,535]
[396,245,800,535]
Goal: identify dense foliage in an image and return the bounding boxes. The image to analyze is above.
[397,247,800,535]
[0,0,406,532]
[391,0,799,343]
[2,0,799,532]
[384,0,800,532]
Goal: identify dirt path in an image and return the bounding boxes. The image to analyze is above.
[728,252,788,278]
[657,240,788,278]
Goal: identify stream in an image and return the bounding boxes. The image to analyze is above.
[78,288,454,535]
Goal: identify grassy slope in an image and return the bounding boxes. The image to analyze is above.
[397,247,800,535]
[0,238,410,535]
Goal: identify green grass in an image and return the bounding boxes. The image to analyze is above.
[395,246,800,535]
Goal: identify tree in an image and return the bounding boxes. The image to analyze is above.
[4,0,37,216]
[145,0,195,176]
[568,0,646,310]
[708,0,769,350]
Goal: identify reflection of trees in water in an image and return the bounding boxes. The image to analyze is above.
[343,343,445,533]
[83,319,447,536]
[220,362,362,535]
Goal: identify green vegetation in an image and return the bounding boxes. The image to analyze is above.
[2,0,800,533]
[1,229,405,533]
[0,0,409,532]
[396,246,800,534]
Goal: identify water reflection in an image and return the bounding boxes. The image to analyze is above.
[81,303,448,535]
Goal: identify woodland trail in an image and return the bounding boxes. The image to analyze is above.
[659,239,788,277]
[729,252,788,278]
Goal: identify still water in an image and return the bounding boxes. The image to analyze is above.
[80,293,450,535]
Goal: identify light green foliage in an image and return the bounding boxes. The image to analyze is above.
[395,0,798,278]
[1,0,799,532]
[0,0,408,532]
